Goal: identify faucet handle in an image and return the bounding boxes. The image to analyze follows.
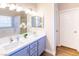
[10,37,13,43]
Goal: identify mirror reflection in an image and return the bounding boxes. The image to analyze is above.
[31,16,44,28]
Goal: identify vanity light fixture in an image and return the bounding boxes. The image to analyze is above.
[0,3,39,16]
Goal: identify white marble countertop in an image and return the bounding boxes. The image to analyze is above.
[0,32,46,56]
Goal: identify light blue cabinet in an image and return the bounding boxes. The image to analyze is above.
[38,36,46,56]
[9,36,46,56]
[9,46,29,56]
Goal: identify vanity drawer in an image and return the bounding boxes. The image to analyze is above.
[30,46,37,55]
[30,41,37,49]
[31,51,37,56]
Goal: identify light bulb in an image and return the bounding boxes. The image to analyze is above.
[16,6,23,12]
[25,9,31,14]
[9,4,16,11]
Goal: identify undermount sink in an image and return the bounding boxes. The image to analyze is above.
[3,42,23,51]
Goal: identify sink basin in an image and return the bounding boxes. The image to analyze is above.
[3,42,23,51]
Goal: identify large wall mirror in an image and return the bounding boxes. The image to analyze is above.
[0,3,44,37]
[0,8,27,36]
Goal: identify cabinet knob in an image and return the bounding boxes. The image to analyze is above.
[56,30,58,32]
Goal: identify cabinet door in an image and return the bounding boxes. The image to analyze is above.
[10,46,29,56]
[38,36,46,56]
[60,10,79,49]
[30,41,38,56]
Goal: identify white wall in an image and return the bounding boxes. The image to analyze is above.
[37,3,56,55]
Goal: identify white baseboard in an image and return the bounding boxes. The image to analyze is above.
[57,44,62,46]
[45,49,56,56]
[75,48,79,52]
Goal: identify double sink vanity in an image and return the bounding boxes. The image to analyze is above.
[0,32,46,56]
[0,4,46,56]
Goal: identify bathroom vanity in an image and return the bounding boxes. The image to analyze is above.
[9,36,46,56]
[0,33,46,56]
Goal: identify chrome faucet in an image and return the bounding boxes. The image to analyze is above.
[10,37,13,43]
